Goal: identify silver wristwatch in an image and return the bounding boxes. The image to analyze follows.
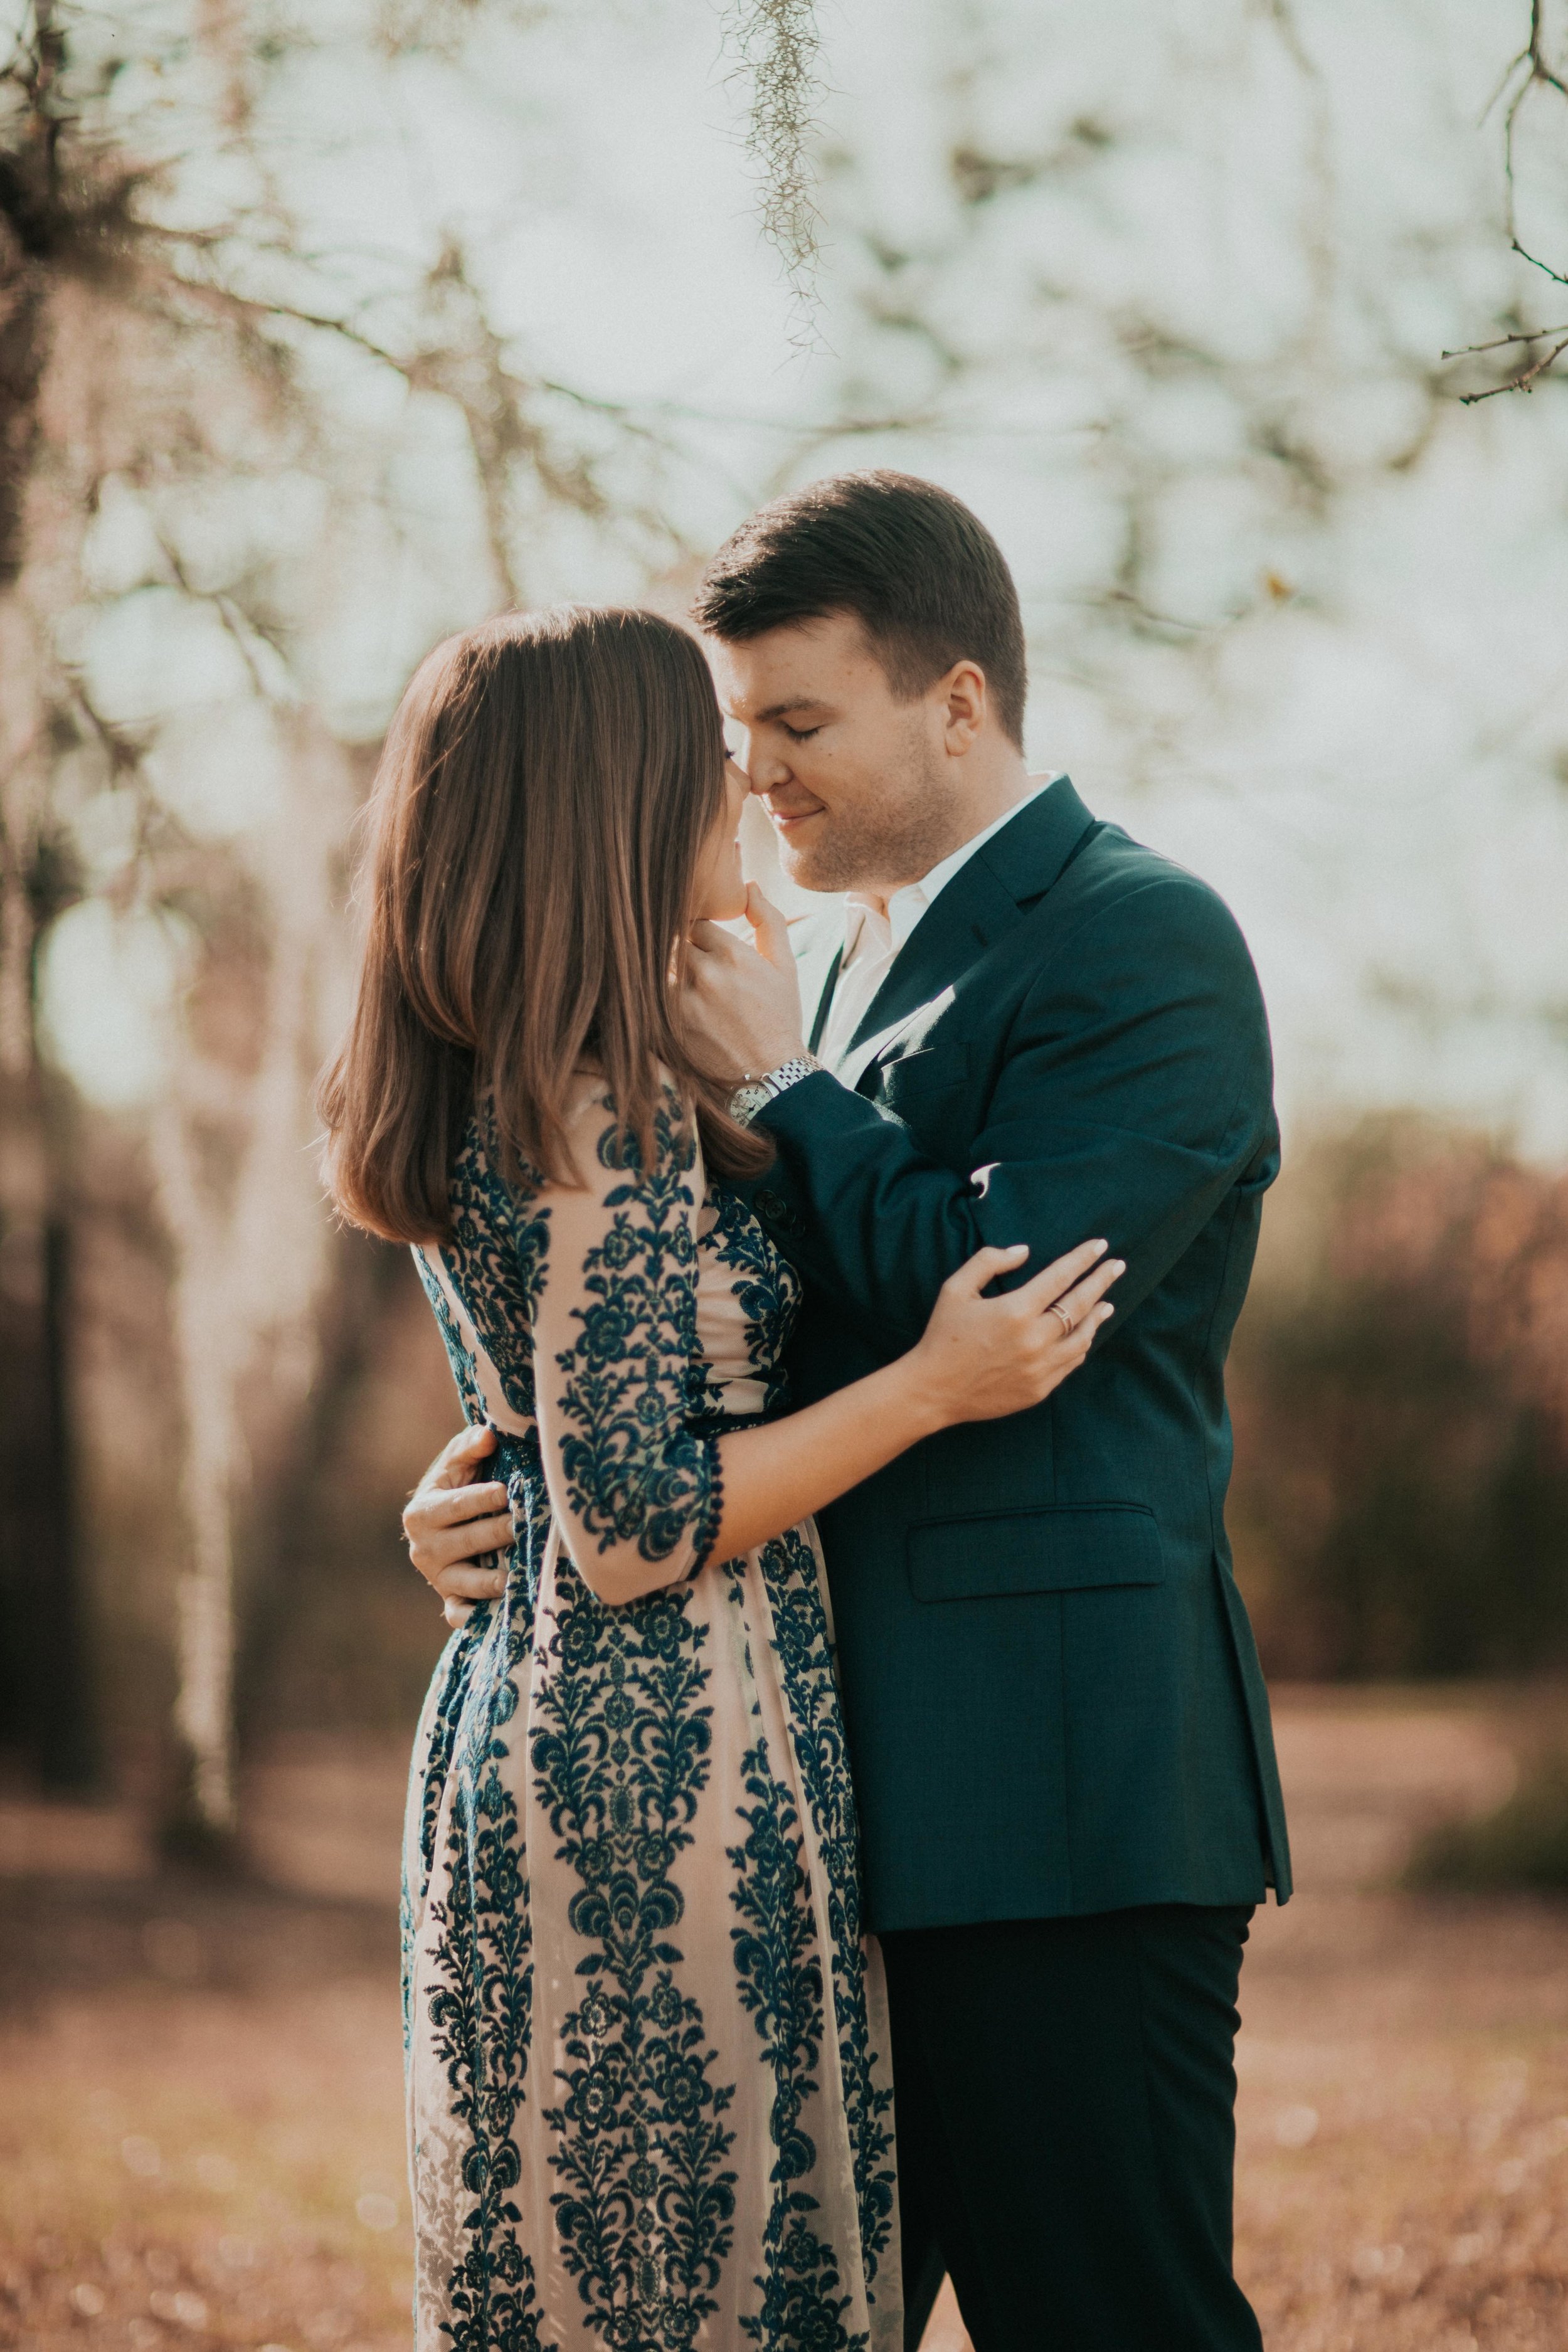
[729,1054,823,1126]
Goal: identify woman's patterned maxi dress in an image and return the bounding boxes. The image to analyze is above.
[404,1078,900,2352]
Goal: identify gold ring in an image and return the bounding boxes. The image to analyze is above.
[1049,1303,1076,1337]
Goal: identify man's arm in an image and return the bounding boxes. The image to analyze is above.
[750,875,1276,1348]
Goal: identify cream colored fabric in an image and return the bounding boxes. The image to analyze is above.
[403,1078,901,2350]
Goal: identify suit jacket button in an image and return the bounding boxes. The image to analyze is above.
[755,1189,788,1222]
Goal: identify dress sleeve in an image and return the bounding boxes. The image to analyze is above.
[532,1084,724,1605]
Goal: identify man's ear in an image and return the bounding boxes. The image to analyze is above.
[939,659,987,755]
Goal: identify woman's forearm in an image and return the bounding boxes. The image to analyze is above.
[709,1357,943,1562]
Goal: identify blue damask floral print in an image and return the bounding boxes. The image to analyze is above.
[400,1080,900,2352]
[555,1114,721,1573]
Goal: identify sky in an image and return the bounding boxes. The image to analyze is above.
[33,0,1568,1156]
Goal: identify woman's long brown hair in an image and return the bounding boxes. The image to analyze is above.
[318,604,770,1242]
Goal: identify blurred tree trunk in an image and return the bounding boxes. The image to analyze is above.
[0,684,93,1799]
[235,1232,415,1742]
[0,1079,92,1788]
[0,0,837,1836]
[0,9,92,1783]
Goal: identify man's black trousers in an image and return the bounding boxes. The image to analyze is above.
[881,1903,1264,2352]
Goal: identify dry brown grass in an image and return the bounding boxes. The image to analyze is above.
[1231,1695,1568,2352]
[2,1694,1566,2351]
[1236,1890,1568,2350]
[0,1881,411,2349]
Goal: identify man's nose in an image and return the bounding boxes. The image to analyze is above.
[744,743,794,793]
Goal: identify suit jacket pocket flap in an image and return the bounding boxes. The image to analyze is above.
[907,1503,1163,1601]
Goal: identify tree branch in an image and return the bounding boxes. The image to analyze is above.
[1449,4,1568,397]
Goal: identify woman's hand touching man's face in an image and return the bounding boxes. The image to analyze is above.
[682,753,807,1082]
[684,879,806,1083]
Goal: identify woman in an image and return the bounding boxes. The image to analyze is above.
[319,605,1118,2352]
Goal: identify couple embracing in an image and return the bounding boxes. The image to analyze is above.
[320,471,1292,2352]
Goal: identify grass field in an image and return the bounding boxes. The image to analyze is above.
[2,1692,1565,2351]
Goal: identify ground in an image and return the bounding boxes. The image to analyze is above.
[2,1691,1566,2352]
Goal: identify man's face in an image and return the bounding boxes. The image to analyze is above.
[708,612,961,896]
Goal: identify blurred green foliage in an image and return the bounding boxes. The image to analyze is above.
[1227,1116,1568,1681]
[1406,1749,1568,1894]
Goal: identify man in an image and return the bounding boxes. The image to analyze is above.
[406,472,1290,2350]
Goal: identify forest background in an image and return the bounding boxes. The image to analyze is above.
[8,7,1568,2348]
[2,0,1568,1851]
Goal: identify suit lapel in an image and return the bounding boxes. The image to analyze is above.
[807,947,844,1054]
[788,910,846,1053]
[839,987,958,1094]
[847,775,1098,1054]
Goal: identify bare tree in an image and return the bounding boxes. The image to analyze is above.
[1444,3,1568,399]
[0,0,184,1791]
[0,0,817,1848]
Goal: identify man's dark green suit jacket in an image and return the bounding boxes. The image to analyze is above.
[741,775,1292,1935]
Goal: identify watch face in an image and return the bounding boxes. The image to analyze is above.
[731,1083,769,1121]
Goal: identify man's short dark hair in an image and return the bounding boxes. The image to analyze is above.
[691,470,1028,748]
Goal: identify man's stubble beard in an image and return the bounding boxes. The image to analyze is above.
[780,731,958,897]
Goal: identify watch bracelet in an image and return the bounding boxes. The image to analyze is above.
[729,1053,822,1126]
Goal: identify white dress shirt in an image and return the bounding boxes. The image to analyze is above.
[815,778,1057,1085]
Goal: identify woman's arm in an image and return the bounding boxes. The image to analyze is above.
[534,1089,1118,1601]
[707,1236,1118,1562]
[529,1090,722,1606]
[407,1180,1118,1618]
